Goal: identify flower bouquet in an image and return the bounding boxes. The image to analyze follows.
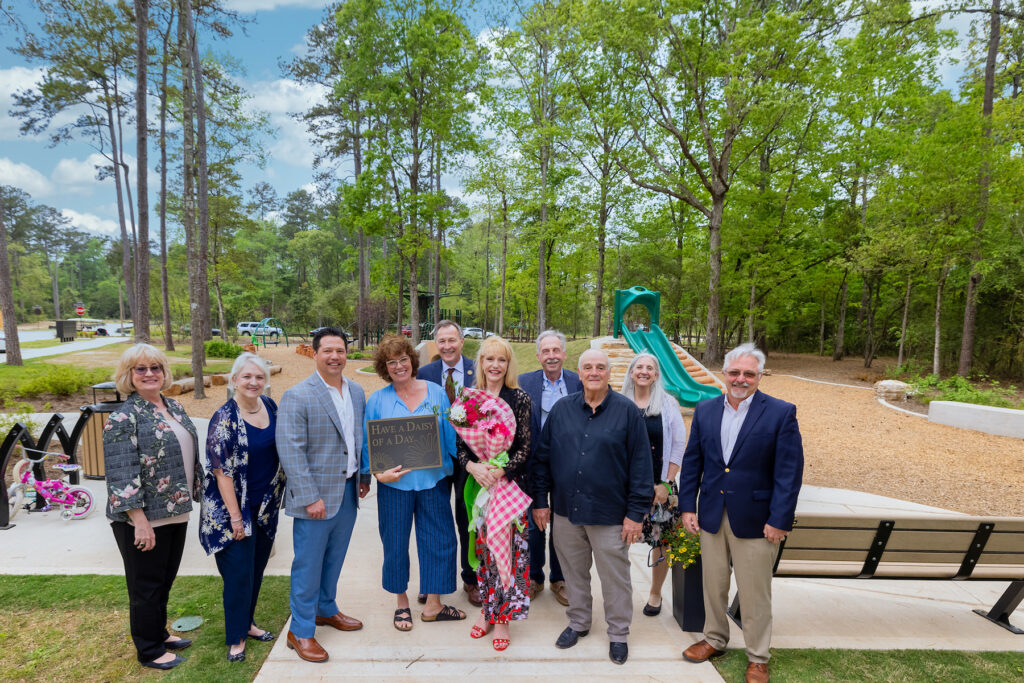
[446,386,531,588]
[658,520,702,569]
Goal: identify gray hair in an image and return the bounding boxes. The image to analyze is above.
[577,348,610,371]
[535,329,567,353]
[433,319,462,338]
[228,352,271,391]
[723,343,766,374]
[620,353,667,417]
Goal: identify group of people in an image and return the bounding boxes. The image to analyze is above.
[102,320,803,683]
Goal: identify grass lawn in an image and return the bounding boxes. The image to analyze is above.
[18,339,63,350]
[713,647,1024,682]
[462,338,593,375]
[0,574,290,682]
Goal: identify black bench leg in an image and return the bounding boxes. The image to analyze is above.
[727,593,741,629]
[973,580,1024,634]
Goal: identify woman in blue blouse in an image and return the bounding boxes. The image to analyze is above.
[199,353,285,662]
[362,335,463,631]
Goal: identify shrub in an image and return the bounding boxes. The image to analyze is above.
[910,373,1022,409]
[15,366,109,397]
[205,339,244,359]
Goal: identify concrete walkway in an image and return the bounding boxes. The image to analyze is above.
[0,334,127,364]
[3,474,1022,680]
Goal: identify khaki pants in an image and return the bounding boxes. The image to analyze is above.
[552,514,633,642]
[700,508,778,663]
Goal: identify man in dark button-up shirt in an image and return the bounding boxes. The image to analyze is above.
[533,349,653,665]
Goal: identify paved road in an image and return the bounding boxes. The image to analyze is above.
[0,334,129,364]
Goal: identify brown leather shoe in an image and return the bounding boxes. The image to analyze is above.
[682,639,726,663]
[745,662,769,683]
[550,580,569,607]
[464,582,482,607]
[417,593,427,604]
[529,581,544,599]
[315,611,363,631]
[286,631,328,663]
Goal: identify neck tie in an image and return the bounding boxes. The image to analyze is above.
[445,367,456,404]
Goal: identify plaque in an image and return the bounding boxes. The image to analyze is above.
[366,415,443,474]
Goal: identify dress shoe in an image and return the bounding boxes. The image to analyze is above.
[550,580,569,607]
[529,581,544,599]
[164,637,192,651]
[315,611,363,631]
[286,631,328,663]
[248,628,274,642]
[642,601,662,616]
[227,649,246,662]
[745,661,770,683]
[464,582,482,607]
[609,641,628,664]
[554,626,589,649]
[141,654,185,670]
[683,639,726,663]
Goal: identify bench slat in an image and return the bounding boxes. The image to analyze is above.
[785,529,878,549]
[780,548,1024,564]
[793,515,1024,532]
[774,560,1024,579]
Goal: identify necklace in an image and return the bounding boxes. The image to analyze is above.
[240,402,262,415]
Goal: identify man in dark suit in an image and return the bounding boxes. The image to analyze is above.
[518,329,581,606]
[678,343,803,683]
[416,320,480,606]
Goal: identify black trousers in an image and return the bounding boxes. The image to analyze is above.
[449,467,477,586]
[111,520,188,662]
[214,525,274,646]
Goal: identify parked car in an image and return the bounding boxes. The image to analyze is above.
[0,332,5,353]
[252,324,283,339]
[309,326,348,338]
[236,321,260,336]
[401,324,411,337]
[463,327,484,339]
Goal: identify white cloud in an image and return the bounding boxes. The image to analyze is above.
[248,77,327,169]
[61,209,120,236]
[50,153,137,197]
[0,157,55,197]
[223,0,330,12]
[0,66,45,141]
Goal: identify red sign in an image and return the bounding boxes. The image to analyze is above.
[75,305,85,316]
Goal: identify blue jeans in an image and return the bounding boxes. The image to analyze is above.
[289,477,358,638]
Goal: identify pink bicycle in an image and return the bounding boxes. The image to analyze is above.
[6,448,94,521]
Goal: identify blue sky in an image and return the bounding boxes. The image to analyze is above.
[0,0,971,240]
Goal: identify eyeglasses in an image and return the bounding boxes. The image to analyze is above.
[133,365,163,375]
[724,370,759,379]
[385,356,411,368]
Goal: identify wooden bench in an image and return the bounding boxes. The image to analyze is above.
[727,513,1024,634]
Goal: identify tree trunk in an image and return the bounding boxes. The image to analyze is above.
[0,201,23,365]
[960,0,1000,377]
[833,271,848,361]
[862,274,875,368]
[484,215,491,333]
[104,85,135,318]
[705,194,724,364]
[178,0,203,398]
[592,182,607,337]
[433,141,442,331]
[49,258,61,319]
[189,10,210,355]
[498,190,508,335]
[934,263,949,375]
[818,292,826,356]
[897,278,912,368]
[747,277,756,344]
[159,5,174,351]
[134,0,150,343]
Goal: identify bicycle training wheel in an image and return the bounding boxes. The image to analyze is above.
[64,486,95,520]
[7,483,24,520]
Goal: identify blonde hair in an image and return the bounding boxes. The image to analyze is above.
[474,335,519,389]
[114,343,174,395]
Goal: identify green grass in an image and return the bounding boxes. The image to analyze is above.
[513,337,593,374]
[18,339,63,350]
[0,574,291,682]
[0,360,111,406]
[712,648,1024,682]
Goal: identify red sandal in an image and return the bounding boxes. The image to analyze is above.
[470,624,490,639]
[492,637,509,651]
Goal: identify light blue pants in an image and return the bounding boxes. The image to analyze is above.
[289,477,357,638]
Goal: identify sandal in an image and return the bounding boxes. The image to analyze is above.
[470,622,491,639]
[492,637,509,651]
[421,604,466,622]
[393,607,413,631]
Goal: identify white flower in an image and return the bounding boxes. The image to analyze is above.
[449,405,467,422]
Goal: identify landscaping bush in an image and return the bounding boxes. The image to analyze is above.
[205,339,244,359]
[911,373,1022,409]
[15,365,110,397]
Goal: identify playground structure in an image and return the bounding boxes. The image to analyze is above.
[611,286,724,407]
[251,317,288,347]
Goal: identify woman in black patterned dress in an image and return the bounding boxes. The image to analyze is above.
[457,335,532,651]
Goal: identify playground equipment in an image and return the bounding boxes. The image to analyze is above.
[251,317,288,348]
[613,287,723,407]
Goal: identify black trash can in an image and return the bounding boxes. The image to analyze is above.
[79,382,124,480]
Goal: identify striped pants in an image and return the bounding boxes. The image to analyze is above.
[377,478,457,595]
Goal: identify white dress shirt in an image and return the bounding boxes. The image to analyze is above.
[720,393,755,465]
[540,371,568,428]
[316,370,357,477]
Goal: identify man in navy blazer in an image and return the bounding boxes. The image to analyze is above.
[678,343,803,683]
[416,320,480,605]
[518,329,582,606]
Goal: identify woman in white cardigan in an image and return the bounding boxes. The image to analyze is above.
[621,352,687,616]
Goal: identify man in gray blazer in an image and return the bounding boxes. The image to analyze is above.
[277,328,369,663]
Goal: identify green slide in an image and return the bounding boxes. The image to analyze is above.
[620,323,723,407]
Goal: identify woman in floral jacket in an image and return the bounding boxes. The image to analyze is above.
[103,343,202,671]
[199,352,285,663]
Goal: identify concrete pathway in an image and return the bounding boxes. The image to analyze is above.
[0,334,127,364]
[4,472,1022,681]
